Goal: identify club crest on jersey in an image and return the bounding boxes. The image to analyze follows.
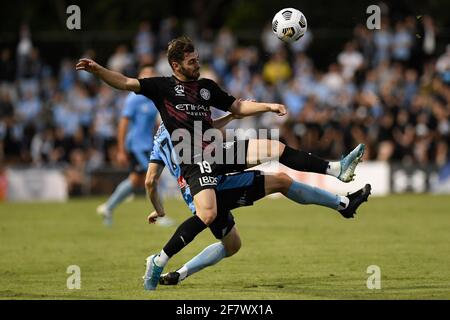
[200,88,210,100]
[174,84,185,96]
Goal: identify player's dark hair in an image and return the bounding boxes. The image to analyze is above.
[167,36,195,67]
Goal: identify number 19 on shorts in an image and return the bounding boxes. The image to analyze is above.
[197,161,212,173]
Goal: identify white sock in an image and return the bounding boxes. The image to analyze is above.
[326,161,341,177]
[337,196,349,210]
[155,250,169,267]
[176,266,188,281]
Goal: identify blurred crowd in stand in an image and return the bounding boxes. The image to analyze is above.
[1,10,449,195]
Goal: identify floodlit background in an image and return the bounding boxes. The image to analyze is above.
[0,0,449,299]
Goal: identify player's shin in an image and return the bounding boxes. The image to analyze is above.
[285,180,348,211]
[158,215,208,266]
[177,242,227,281]
[279,145,329,174]
[105,178,134,211]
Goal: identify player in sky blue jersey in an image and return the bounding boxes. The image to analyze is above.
[149,122,196,214]
[97,65,173,227]
[144,119,371,287]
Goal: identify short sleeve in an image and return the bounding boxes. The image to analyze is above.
[207,79,236,112]
[149,143,165,165]
[137,77,160,101]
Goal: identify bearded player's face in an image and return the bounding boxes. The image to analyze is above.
[179,51,200,80]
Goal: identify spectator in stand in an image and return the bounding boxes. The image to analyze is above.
[0,49,15,86]
[107,45,135,75]
[262,50,292,85]
[392,20,413,65]
[373,18,393,66]
[16,89,42,125]
[1,13,449,175]
[338,41,364,81]
[215,26,237,56]
[436,44,450,85]
[261,23,282,55]
[135,21,155,61]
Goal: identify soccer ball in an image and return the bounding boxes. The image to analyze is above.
[272,8,307,43]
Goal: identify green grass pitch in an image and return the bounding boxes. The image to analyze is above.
[1,194,450,300]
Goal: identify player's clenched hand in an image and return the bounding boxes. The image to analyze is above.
[269,103,287,116]
[147,210,165,224]
[76,58,101,74]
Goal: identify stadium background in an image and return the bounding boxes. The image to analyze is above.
[1,0,450,199]
[1,0,450,300]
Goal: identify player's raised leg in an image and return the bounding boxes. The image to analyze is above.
[246,139,365,183]
[159,169,372,287]
[264,172,371,218]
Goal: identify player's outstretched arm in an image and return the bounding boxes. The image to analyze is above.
[145,162,166,223]
[75,58,141,92]
[211,113,243,129]
[229,99,287,117]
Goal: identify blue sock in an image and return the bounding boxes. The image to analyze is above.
[182,242,227,278]
[286,181,341,210]
[105,178,134,212]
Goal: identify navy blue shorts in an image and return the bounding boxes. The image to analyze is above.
[216,170,266,211]
[129,150,151,174]
[208,170,266,239]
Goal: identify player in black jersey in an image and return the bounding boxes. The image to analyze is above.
[76,36,366,291]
